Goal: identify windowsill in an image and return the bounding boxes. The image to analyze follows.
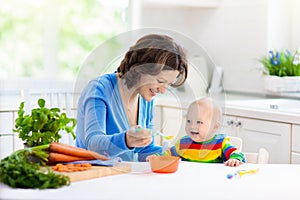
[143,0,221,8]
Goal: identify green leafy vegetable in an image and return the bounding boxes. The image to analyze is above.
[13,98,77,146]
[0,145,70,189]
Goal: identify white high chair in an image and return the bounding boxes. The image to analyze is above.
[229,136,243,151]
[244,148,269,164]
[229,136,269,164]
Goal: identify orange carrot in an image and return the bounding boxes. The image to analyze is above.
[49,142,109,161]
[52,163,92,172]
[48,152,94,164]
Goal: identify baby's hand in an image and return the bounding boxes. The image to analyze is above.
[224,158,243,167]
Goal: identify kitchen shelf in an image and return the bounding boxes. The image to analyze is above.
[143,0,221,8]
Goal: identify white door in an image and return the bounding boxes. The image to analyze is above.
[161,107,186,146]
[220,115,238,137]
[292,124,300,164]
[237,117,291,164]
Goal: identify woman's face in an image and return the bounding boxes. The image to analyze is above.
[137,70,179,101]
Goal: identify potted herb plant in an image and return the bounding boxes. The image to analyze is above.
[259,49,300,92]
[14,98,77,147]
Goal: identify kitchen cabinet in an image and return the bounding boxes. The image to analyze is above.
[221,115,291,164]
[291,152,300,164]
[292,124,300,164]
[155,96,300,164]
[155,105,292,164]
[154,105,187,146]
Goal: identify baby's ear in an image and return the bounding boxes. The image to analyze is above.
[212,121,220,132]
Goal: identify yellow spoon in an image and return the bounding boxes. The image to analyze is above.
[154,131,174,140]
[226,168,259,179]
[135,128,174,140]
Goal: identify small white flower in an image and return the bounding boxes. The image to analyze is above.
[293,53,300,65]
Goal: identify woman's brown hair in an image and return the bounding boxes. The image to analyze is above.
[117,34,188,89]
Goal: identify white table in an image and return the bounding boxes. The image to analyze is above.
[1,162,300,200]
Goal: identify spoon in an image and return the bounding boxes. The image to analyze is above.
[135,128,174,140]
[226,168,259,179]
[153,131,174,140]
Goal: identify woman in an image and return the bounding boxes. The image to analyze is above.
[75,34,188,161]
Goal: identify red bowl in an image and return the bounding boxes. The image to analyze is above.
[149,156,180,173]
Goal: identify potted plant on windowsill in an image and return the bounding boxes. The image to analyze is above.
[259,49,300,93]
[13,98,77,147]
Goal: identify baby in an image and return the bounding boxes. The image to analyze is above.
[154,97,245,167]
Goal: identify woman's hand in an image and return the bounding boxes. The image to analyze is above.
[125,126,153,148]
[225,158,244,167]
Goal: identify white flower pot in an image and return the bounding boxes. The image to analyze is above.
[263,75,300,92]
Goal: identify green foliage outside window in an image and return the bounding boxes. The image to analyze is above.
[0,0,128,79]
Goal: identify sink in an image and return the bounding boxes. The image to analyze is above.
[225,98,300,114]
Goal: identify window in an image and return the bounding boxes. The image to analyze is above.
[0,0,129,80]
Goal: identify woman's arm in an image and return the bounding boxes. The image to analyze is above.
[83,97,133,158]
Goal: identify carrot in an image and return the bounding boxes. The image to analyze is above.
[48,152,94,164]
[49,142,109,161]
[52,163,92,172]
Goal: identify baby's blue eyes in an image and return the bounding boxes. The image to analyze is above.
[186,120,203,124]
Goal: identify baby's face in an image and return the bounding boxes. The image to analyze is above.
[185,103,216,142]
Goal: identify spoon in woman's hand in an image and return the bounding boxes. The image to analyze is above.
[153,131,174,140]
[135,128,174,140]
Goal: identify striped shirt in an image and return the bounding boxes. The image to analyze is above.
[163,134,245,163]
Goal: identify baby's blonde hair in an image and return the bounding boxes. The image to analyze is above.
[188,97,222,125]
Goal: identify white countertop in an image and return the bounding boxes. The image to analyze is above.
[156,92,300,124]
[224,97,300,124]
[1,161,300,200]
[224,103,300,124]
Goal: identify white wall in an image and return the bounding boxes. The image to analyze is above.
[291,0,300,51]
[139,0,300,95]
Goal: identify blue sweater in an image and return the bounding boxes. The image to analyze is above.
[75,73,162,161]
